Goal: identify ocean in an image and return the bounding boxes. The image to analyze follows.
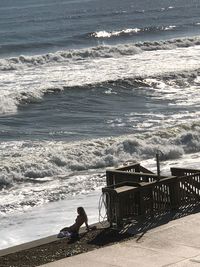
[1,0,200,249]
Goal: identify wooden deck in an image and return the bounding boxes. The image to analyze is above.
[102,163,200,227]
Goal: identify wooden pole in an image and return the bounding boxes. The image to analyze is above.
[156,152,160,179]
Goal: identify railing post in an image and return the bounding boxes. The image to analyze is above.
[169,178,179,210]
[156,152,160,178]
[106,171,113,186]
[139,188,145,217]
[116,196,123,228]
[156,150,164,180]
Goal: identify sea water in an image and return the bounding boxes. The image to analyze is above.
[1,0,200,249]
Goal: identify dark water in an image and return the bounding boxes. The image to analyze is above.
[0,79,191,141]
[1,0,200,57]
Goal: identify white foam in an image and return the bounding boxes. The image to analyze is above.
[160,6,174,12]
[92,28,141,38]
[0,94,17,115]
[164,25,176,31]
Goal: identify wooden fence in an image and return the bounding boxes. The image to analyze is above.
[171,167,200,206]
[102,164,200,227]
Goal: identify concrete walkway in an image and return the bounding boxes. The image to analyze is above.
[40,212,200,267]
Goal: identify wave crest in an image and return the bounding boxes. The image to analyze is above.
[1,36,200,71]
[1,68,200,117]
[91,25,177,38]
[91,28,141,38]
[1,123,200,187]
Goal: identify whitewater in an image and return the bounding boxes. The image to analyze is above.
[1,0,200,249]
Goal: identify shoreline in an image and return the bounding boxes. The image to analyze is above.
[0,222,134,267]
[0,221,107,258]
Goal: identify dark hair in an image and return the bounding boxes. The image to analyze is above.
[77,207,88,220]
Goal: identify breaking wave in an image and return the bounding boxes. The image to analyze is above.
[91,28,141,38]
[0,45,141,71]
[1,36,200,71]
[1,122,200,187]
[91,25,177,38]
[1,67,200,117]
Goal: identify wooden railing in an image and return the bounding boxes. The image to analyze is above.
[115,163,154,173]
[103,165,200,227]
[106,163,162,186]
[171,168,200,206]
[171,167,200,176]
[115,163,155,174]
